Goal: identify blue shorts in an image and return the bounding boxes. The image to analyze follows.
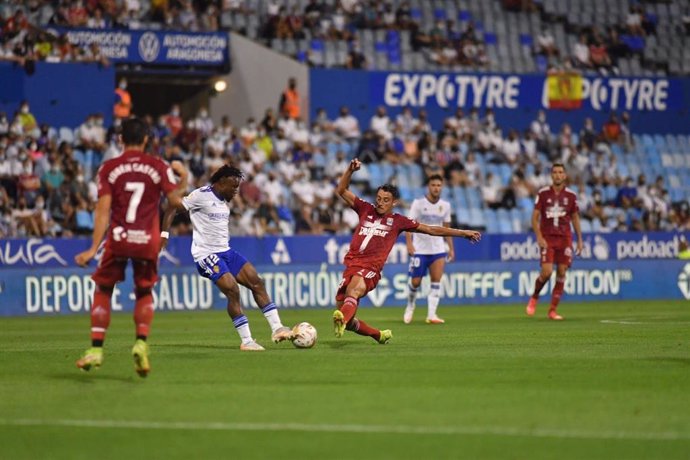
[195,248,248,283]
[408,253,446,278]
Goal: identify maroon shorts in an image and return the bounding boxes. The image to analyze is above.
[540,239,573,267]
[92,247,158,289]
[335,266,381,302]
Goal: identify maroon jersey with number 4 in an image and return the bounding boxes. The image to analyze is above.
[344,197,419,273]
[97,149,177,261]
[534,186,578,245]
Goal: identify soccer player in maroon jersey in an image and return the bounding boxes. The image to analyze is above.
[74,117,188,377]
[526,163,583,320]
[333,159,481,343]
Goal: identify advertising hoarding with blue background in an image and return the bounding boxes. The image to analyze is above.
[49,28,230,67]
[310,69,690,134]
[1,233,687,316]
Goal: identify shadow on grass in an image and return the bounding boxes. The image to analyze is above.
[49,372,137,383]
[156,343,230,350]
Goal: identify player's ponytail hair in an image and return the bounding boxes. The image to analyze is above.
[210,164,245,184]
[377,183,400,200]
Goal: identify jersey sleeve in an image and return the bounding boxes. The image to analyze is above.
[96,165,111,198]
[352,196,371,216]
[397,215,419,233]
[158,160,178,195]
[571,193,580,214]
[182,189,203,211]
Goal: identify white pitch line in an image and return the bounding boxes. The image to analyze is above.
[0,419,687,441]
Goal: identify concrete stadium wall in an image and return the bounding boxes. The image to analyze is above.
[210,32,309,126]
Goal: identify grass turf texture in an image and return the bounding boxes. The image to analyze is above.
[0,300,688,459]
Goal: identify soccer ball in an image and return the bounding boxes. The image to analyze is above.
[291,322,317,349]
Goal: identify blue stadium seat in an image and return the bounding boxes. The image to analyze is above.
[485,209,499,233]
[592,219,603,232]
[580,219,593,232]
[458,10,472,22]
[484,32,498,45]
[498,218,513,234]
[469,208,485,228]
[466,187,482,209]
[453,188,468,208]
[519,34,533,46]
[455,207,470,225]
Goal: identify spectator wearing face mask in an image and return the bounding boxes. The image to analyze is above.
[114,78,132,119]
[17,101,38,137]
[165,104,183,137]
[192,107,214,137]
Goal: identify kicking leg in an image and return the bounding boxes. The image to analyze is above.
[236,262,291,342]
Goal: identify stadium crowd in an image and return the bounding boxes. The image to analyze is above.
[1,93,689,240]
[3,1,687,74]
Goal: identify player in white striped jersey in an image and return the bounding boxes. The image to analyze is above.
[161,165,293,351]
[404,174,454,324]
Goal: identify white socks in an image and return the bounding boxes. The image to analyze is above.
[427,282,441,319]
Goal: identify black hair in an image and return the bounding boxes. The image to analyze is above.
[552,162,566,171]
[427,174,444,183]
[210,164,244,184]
[377,183,400,200]
[121,117,149,145]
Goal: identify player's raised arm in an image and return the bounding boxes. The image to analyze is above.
[413,223,481,243]
[75,194,111,266]
[335,158,361,208]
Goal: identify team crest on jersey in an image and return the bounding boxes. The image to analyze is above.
[547,198,552,203]
[386,217,394,225]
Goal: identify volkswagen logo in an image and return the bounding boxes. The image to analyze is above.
[138,32,160,62]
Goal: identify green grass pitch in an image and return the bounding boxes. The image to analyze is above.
[0,300,688,459]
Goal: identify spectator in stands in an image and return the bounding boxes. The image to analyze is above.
[165,104,183,137]
[605,28,629,65]
[572,34,591,69]
[683,8,690,35]
[626,6,645,37]
[346,42,367,69]
[481,172,503,209]
[87,7,108,28]
[620,111,633,152]
[410,20,432,51]
[279,77,300,120]
[530,110,552,154]
[536,28,559,58]
[601,113,622,144]
[16,101,38,137]
[192,107,214,137]
[521,129,538,164]
[579,117,597,151]
[589,38,613,75]
[369,106,392,142]
[500,129,521,165]
[616,177,637,208]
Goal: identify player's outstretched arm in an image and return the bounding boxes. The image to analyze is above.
[335,158,360,208]
[74,194,112,266]
[414,223,481,243]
